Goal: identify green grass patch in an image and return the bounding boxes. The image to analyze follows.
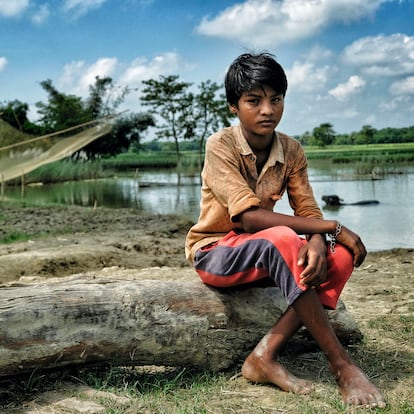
[0,231,31,244]
[101,151,201,171]
[102,152,178,170]
[4,158,112,186]
[304,142,414,163]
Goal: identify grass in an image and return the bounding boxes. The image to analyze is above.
[4,158,111,185]
[303,142,414,159]
[1,327,413,413]
[0,231,32,244]
[368,314,414,343]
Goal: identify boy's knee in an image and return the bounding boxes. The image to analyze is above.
[328,244,354,275]
[260,225,301,248]
[267,225,297,239]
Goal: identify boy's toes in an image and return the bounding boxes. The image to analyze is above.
[345,393,386,409]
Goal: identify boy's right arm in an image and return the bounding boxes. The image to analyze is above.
[239,207,367,267]
[239,206,337,235]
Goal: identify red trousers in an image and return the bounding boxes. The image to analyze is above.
[194,226,354,310]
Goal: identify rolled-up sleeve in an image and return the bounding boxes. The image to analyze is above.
[203,132,261,221]
[285,145,323,219]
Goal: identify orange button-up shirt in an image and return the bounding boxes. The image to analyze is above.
[185,125,323,262]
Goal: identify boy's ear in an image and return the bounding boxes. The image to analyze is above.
[229,104,238,114]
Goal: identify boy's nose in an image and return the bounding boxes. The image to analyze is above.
[260,100,274,115]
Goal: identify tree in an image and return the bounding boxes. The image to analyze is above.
[312,123,336,148]
[357,125,376,146]
[81,77,152,158]
[36,79,90,133]
[401,126,414,143]
[193,80,232,167]
[298,131,312,146]
[1,273,360,377]
[81,112,154,158]
[141,75,194,167]
[86,76,129,119]
[36,77,130,134]
[0,99,41,134]
[33,77,154,159]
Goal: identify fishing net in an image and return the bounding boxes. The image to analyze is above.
[0,117,113,184]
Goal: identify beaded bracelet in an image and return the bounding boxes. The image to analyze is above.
[328,221,342,253]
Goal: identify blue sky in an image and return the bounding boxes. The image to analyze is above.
[1,0,413,136]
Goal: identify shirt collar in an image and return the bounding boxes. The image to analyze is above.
[235,124,285,165]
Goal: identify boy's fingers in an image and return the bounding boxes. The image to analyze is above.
[297,248,307,266]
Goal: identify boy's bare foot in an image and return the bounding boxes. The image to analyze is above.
[241,352,314,394]
[333,362,386,408]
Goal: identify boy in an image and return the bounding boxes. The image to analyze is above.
[185,53,385,408]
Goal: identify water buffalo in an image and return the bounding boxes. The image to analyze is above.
[322,194,380,206]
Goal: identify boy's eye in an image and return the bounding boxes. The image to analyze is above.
[271,96,283,103]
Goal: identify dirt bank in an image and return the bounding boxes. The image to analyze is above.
[0,205,193,282]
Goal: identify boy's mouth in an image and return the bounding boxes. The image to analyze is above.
[258,120,274,127]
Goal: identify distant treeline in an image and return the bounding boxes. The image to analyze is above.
[139,125,414,153]
[294,123,414,147]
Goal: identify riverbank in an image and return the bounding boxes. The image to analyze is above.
[0,204,413,413]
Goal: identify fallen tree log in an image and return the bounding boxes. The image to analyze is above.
[0,268,362,377]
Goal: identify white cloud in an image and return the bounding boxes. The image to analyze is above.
[306,45,334,62]
[342,34,414,76]
[32,4,50,25]
[63,0,107,17]
[390,76,414,96]
[379,95,411,111]
[120,52,184,85]
[329,75,366,101]
[59,57,118,95]
[196,0,387,47]
[286,61,331,92]
[57,52,188,102]
[0,56,7,71]
[0,0,29,17]
[340,107,359,120]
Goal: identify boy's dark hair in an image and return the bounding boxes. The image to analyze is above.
[225,53,288,106]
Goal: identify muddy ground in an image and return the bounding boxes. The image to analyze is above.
[0,204,413,413]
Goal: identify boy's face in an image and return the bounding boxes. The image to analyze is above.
[230,85,284,150]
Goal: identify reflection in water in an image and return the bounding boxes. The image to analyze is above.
[3,169,413,252]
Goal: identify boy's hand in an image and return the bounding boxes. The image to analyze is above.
[336,225,367,267]
[298,234,327,287]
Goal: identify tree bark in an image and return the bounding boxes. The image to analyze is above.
[0,269,362,377]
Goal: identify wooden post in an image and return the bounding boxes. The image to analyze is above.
[0,174,4,200]
[20,172,25,199]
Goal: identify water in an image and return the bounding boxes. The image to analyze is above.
[3,168,414,252]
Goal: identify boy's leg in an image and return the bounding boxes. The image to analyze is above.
[241,305,313,394]
[243,289,386,408]
[291,289,386,408]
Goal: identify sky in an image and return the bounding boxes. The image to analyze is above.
[1,0,414,136]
